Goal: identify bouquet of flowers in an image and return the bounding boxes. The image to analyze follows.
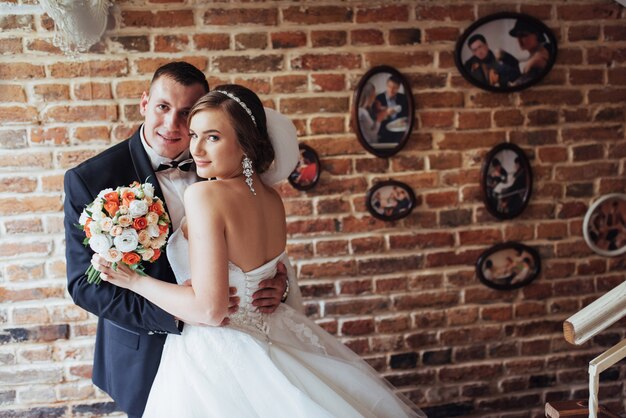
[77,181,171,285]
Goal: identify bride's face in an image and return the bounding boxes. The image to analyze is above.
[189,108,244,179]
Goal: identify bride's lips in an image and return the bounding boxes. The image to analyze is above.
[194,160,211,167]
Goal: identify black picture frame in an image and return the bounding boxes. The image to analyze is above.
[476,242,541,291]
[481,143,532,220]
[288,144,321,191]
[583,193,626,257]
[365,180,416,221]
[352,66,414,158]
[455,12,557,92]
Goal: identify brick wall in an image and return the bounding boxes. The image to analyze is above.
[1,0,625,416]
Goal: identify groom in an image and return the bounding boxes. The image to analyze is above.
[63,62,299,418]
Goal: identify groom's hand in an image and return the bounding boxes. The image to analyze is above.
[253,262,287,314]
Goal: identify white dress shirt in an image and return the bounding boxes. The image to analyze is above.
[140,126,197,231]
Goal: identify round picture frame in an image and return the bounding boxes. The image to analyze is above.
[583,193,626,257]
[288,144,321,191]
[480,142,533,220]
[352,66,414,158]
[476,242,541,291]
[455,12,557,93]
[365,180,416,221]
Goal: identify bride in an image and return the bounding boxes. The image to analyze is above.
[92,84,425,418]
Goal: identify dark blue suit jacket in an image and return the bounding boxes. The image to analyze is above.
[63,129,182,417]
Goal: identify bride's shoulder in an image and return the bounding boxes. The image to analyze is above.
[183,180,228,206]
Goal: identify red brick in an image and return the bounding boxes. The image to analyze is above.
[311,74,345,92]
[365,51,433,68]
[415,92,464,109]
[0,62,45,80]
[0,84,27,103]
[439,131,502,150]
[589,88,626,104]
[155,35,189,52]
[315,240,348,257]
[30,127,68,145]
[415,5,474,21]
[0,37,22,54]
[459,228,503,246]
[494,109,524,127]
[283,6,352,24]
[389,232,454,250]
[311,30,347,48]
[389,29,421,45]
[214,55,283,73]
[339,280,373,296]
[419,111,454,128]
[280,97,348,114]
[605,25,626,41]
[0,106,38,123]
[110,36,150,52]
[74,82,112,100]
[351,237,384,254]
[0,176,37,193]
[271,31,306,49]
[311,117,345,135]
[520,90,584,106]
[394,290,459,310]
[122,10,194,27]
[528,109,559,125]
[49,60,127,78]
[43,105,117,123]
[557,4,621,20]
[194,34,230,51]
[351,29,384,45]
[458,111,490,129]
[234,32,267,50]
[317,198,350,214]
[537,146,568,163]
[356,5,409,22]
[425,27,459,42]
[134,57,207,75]
[292,53,360,71]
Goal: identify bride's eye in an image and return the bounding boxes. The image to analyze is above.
[206,135,220,142]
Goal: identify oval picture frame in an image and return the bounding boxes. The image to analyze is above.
[365,180,416,221]
[476,242,541,291]
[352,66,414,158]
[481,143,533,220]
[455,12,557,93]
[583,193,626,257]
[288,144,321,191]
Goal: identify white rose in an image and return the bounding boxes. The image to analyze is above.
[118,215,132,228]
[79,210,90,226]
[99,217,113,232]
[104,248,123,263]
[89,233,112,254]
[132,186,143,199]
[114,229,139,253]
[91,203,105,220]
[129,200,149,218]
[110,225,123,236]
[143,183,155,199]
[141,248,155,261]
[87,221,102,236]
[145,212,159,225]
[97,188,114,199]
[146,224,161,238]
[118,206,129,215]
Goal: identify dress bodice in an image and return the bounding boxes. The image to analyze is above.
[166,227,284,333]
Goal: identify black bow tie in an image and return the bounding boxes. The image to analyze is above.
[156,158,194,172]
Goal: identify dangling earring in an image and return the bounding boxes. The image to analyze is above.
[242,154,256,195]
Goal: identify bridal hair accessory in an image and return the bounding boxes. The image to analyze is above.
[242,155,256,195]
[215,90,257,127]
[39,0,113,57]
[259,108,299,186]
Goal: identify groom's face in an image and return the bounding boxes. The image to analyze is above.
[140,76,207,160]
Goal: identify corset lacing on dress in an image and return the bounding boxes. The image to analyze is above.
[227,263,272,343]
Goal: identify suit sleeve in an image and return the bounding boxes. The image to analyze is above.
[278,253,304,314]
[64,169,180,334]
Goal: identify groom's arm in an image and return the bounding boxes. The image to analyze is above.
[64,169,180,334]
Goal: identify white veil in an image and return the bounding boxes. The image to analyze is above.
[260,108,299,186]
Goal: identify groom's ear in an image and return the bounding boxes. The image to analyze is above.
[139,91,149,117]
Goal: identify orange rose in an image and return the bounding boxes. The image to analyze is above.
[133,217,148,231]
[103,191,119,202]
[122,191,136,208]
[150,249,161,262]
[122,252,141,266]
[149,202,164,216]
[104,200,119,217]
[84,218,92,238]
[158,224,169,235]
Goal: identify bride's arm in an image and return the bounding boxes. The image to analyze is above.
[93,182,230,326]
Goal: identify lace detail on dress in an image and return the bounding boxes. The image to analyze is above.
[278,308,328,355]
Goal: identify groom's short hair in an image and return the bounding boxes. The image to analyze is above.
[151,61,209,93]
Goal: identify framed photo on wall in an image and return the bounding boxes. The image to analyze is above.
[288,144,321,191]
[365,180,416,221]
[481,143,532,220]
[455,12,557,92]
[476,242,541,291]
[352,66,414,158]
[583,193,626,257]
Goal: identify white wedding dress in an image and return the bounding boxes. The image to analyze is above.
[142,228,425,417]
